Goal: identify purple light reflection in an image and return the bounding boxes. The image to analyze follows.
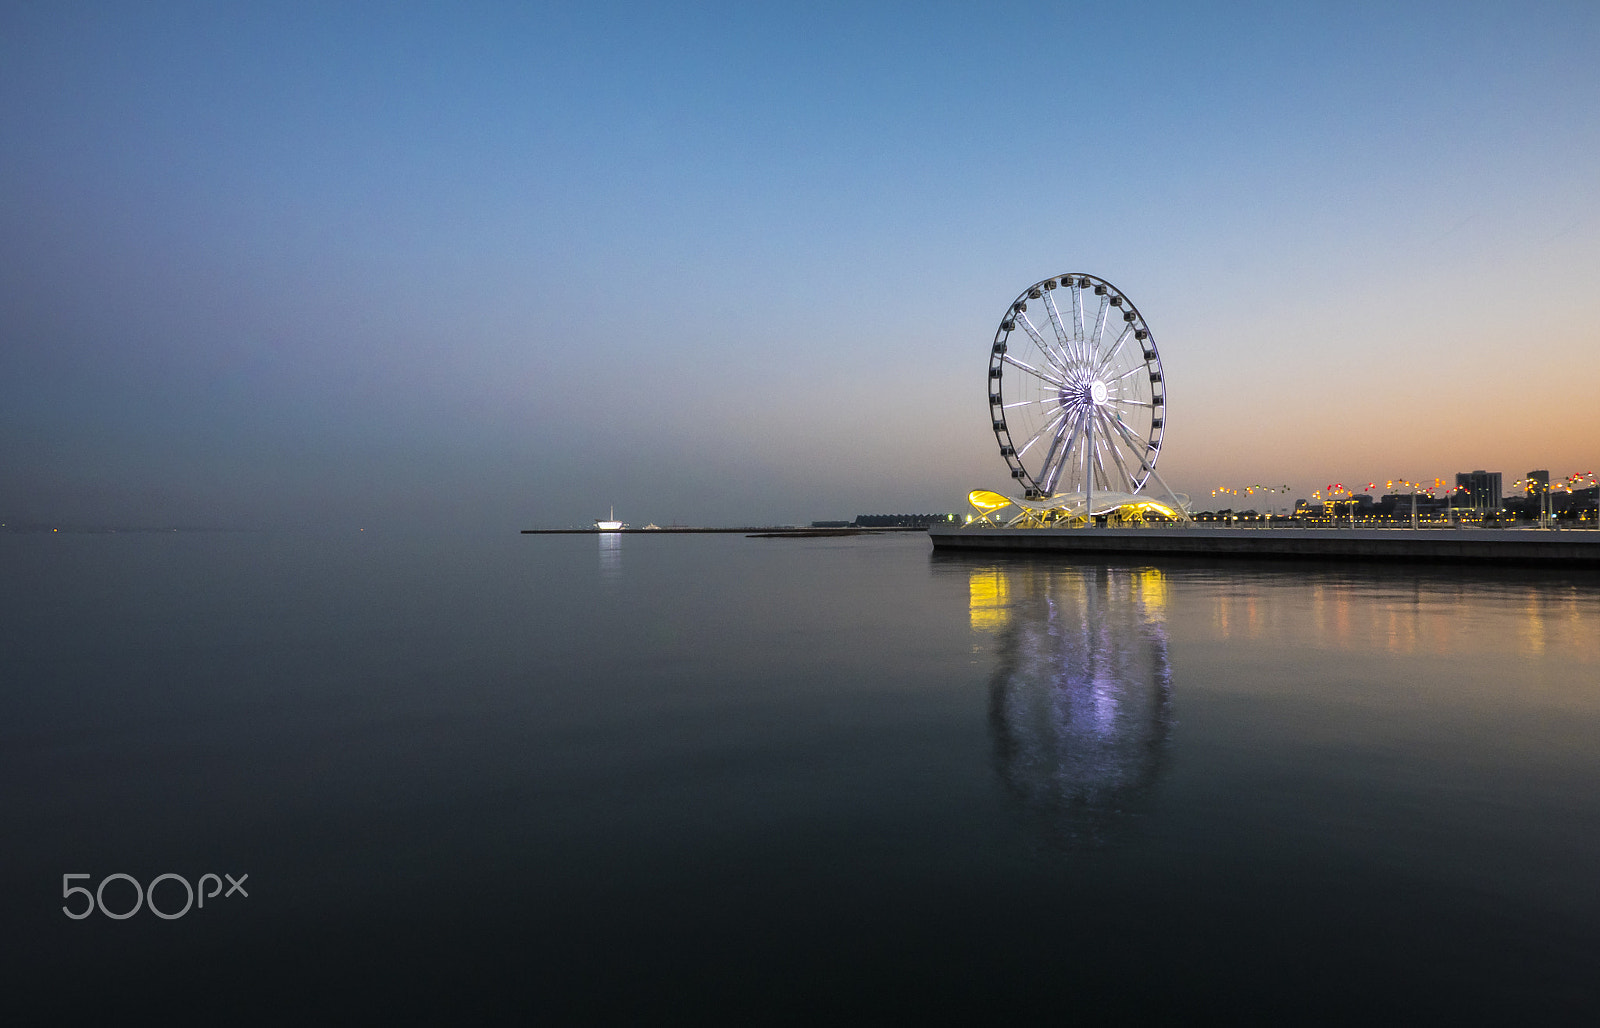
[985,565,1173,844]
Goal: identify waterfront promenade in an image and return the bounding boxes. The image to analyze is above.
[928,524,1600,566]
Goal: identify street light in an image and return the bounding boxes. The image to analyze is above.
[1443,481,1472,527]
[1510,476,1549,528]
[1386,479,1431,530]
[1250,484,1294,526]
[1322,482,1370,529]
[1569,472,1598,529]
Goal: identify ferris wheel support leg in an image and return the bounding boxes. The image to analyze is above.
[1086,435,1093,530]
[1143,466,1193,522]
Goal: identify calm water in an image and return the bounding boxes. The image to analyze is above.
[4,530,1599,1019]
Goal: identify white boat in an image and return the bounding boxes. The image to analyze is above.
[594,506,626,532]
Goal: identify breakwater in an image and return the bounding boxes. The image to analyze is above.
[927,524,1600,566]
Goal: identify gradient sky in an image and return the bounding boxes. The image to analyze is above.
[4,1,1598,529]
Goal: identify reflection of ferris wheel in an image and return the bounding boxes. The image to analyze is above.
[988,274,1165,501]
[985,564,1172,842]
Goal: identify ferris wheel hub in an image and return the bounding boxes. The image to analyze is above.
[1060,378,1109,406]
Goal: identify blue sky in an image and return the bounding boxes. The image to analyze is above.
[4,1,1597,528]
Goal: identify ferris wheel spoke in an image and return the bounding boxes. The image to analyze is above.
[1002,397,1055,411]
[1037,416,1075,491]
[1106,413,1157,479]
[1086,414,1113,489]
[1043,406,1088,492]
[1104,407,1149,453]
[1062,419,1088,493]
[1014,311,1070,374]
[1107,400,1158,432]
[1091,431,1114,493]
[1040,289,1076,362]
[1070,282,1086,342]
[1031,411,1078,487]
[1095,410,1139,491]
[1094,325,1135,375]
[1107,435,1149,490]
[1106,362,1146,384]
[1042,410,1085,494]
[1001,353,1066,389]
[1091,296,1109,354]
[1015,404,1071,460]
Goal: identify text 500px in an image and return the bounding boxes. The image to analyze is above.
[62,872,248,919]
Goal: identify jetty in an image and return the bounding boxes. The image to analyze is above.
[927,524,1600,567]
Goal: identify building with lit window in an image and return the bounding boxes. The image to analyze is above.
[1455,470,1502,511]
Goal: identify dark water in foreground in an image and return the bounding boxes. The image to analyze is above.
[4,531,1599,1019]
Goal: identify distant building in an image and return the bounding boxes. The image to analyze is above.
[1380,492,1443,515]
[1564,484,1600,524]
[1509,470,1550,519]
[1455,470,1502,511]
[854,513,960,528]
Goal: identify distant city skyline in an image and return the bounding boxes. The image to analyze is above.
[4,3,1598,530]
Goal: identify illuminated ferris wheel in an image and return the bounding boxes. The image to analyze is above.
[988,273,1166,502]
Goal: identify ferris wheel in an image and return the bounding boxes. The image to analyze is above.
[988,273,1166,502]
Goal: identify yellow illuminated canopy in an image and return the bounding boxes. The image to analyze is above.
[962,488,1184,526]
[968,490,1014,512]
[1124,499,1179,518]
[1016,491,1180,518]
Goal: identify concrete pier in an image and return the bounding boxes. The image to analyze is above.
[927,524,1600,566]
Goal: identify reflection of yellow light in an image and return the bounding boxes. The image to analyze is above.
[1136,568,1167,613]
[969,490,1013,512]
[1521,594,1547,657]
[969,569,1010,630]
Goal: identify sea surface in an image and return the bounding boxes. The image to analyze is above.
[4,529,1599,1019]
